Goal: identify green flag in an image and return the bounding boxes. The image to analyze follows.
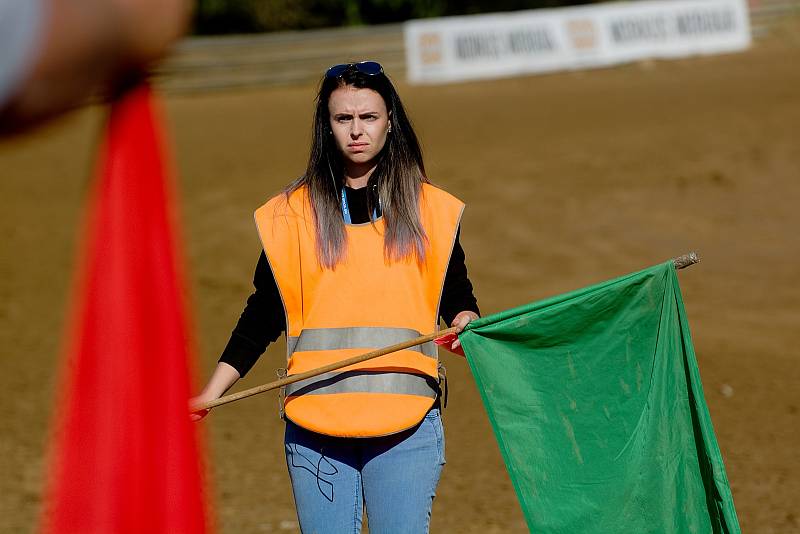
[460,261,739,533]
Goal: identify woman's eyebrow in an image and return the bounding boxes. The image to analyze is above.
[332,109,382,118]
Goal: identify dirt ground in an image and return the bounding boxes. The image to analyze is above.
[1,23,799,534]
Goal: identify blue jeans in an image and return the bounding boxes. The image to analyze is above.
[284,409,446,534]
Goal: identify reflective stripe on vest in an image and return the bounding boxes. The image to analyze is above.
[287,326,438,358]
[255,183,464,437]
[284,370,438,398]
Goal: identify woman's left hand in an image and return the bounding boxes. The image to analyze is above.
[449,310,479,352]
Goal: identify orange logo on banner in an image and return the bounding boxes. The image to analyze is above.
[567,19,598,50]
[419,32,443,65]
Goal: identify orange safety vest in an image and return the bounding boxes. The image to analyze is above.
[254,183,464,437]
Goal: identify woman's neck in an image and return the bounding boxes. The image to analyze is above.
[344,161,376,189]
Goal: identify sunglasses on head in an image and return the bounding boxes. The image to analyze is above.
[325,61,384,79]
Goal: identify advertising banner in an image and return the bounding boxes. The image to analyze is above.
[404,0,751,84]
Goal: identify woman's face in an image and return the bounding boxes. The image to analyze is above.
[328,85,390,168]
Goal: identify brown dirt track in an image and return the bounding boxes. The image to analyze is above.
[1,24,799,534]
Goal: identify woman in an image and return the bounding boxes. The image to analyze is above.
[193,61,480,533]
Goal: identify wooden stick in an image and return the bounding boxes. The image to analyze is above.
[191,326,459,413]
[191,251,701,414]
[673,251,700,270]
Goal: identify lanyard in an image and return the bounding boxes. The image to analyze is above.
[341,186,379,224]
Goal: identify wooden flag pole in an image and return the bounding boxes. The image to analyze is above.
[190,251,700,414]
[191,326,459,413]
[672,251,700,270]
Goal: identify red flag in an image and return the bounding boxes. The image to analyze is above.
[41,84,210,533]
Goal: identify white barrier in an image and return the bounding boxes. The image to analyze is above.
[404,0,752,84]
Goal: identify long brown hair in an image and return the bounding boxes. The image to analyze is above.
[286,66,428,269]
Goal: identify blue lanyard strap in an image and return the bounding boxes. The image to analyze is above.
[341,186,379,224]
[340,186,352,224]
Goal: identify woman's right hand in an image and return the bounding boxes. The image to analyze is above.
[188,394,214,422]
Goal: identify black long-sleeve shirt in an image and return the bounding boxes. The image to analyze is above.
[219,185,479,377]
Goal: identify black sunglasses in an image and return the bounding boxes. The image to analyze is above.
[325,61,384,79]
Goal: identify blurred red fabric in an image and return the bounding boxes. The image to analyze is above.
[40,84,210,533]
